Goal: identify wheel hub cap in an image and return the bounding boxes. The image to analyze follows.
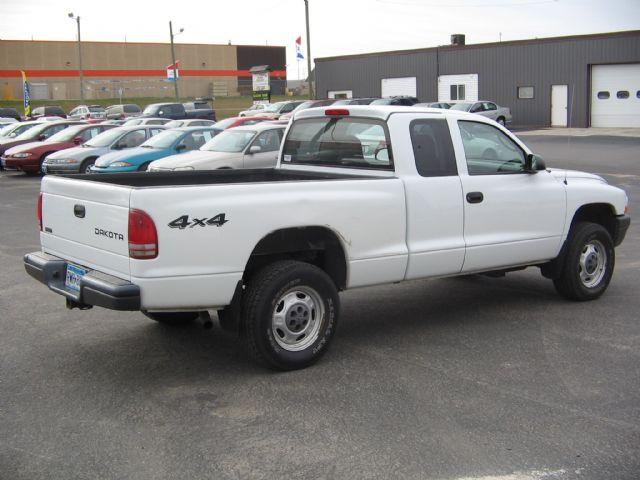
[578,240,606,288]
[272,287,324,352]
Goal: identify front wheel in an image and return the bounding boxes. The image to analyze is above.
[241,260,339,370]
[553,222,615,301]
[138,162,151,172]
[497,117,506,126]
[79,158,95,174]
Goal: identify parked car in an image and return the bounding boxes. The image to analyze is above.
[279,99,337,121]
[69,105,107,122]
[43,124,166,174]
[331,98,379,106]
[414,102,451,109]
[253,101,305,120]
[0,120,83,164]
[0,107,21,121]
[30,105,67,120]
[101,119,127,126]
[370,96,420,106]
[25,105,630,371]
[148,123,285,171]
[0,120,40,139]
[0,117,17,128]
[212,116,266,130]
[91,127,221,173]
[238,103,270,117]
[1,124,115,174]
[141,102,216,122]
[450,101,512,126]
[123,117,170,126]
[105,104,142,120]
[164,119,217,128]
[36,116,65,122]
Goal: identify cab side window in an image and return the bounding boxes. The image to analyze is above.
[458,121,526,175]
[409,119,457,177]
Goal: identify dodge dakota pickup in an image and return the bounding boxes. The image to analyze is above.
[25,106,630,370]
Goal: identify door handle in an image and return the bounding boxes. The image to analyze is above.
[74,204,86,218]
[466,192,484,204]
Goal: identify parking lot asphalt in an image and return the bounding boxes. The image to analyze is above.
[1,134,639,480]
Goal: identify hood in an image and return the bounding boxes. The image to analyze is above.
[95,147,169,167]
[47,144,103,160]
[4,141,43,155]
[150,150,240,169]
[0,138,29,153]
[548,168,607,183]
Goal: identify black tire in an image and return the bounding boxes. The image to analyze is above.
[497,117,506,126]
[138,162,151,172]
[553,222,615,301]
[143,311,199,325]
[79,158,96,174]
[241,260,339,370]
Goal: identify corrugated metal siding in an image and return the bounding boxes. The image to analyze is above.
[316,32,640,127]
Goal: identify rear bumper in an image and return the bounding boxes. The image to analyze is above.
[24,251,140,311]
[613,214,630,247]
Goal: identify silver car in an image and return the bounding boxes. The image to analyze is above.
[450,101,512,126]
[44,125,167,174]
[148,123,285,172]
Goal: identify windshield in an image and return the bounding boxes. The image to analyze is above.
[450,102,473,111]
[46,125,86,142]
[263,102,285,113]
[142,105,159,115]
[123,118,143,126]
[14,123,50,140]
[282,117,393,170]
[89,106,104,113]
[212,118,238,130]
[84,128,125,147]
[370,98,392,105]
[201,129,255,152]
[1,123,31,137]
[140,129,183,149]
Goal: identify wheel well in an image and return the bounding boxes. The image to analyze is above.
[571,203,616,239]
[245,227,348,290]
[40,151,55,161]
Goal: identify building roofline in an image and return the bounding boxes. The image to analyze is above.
[0,38,285,49]
[315,29,640,62]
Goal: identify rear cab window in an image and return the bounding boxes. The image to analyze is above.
[282,116,393,170]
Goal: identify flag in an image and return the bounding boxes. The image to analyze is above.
[295,36,304,60]
[21,70,30,118]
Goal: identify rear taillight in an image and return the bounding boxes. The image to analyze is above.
[37,192,43,231]
[120,113,125,119]
[325,108,349,116]
[128,209,158,259]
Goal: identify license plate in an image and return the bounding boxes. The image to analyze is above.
[65,263,87,291]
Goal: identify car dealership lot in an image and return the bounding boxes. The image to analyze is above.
[1,135,639,480]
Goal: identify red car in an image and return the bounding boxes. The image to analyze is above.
[1,123,114,174]
[212,116,267,130]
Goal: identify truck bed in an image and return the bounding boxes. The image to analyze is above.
[59,168,376,188]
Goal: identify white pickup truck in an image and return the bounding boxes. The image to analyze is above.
[25,106,630,370]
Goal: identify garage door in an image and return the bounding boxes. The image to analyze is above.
[591,64,640,127]
[438,74,478,103]
[381,77,416,98]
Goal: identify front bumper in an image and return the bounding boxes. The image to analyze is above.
[24,251,140,310]
[91,165,139,173]
[613,214,631,247]
[42,162,82,174]
[2,155,40,172]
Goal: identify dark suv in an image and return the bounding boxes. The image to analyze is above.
[30,105,67,119]
[0,107,21,121]
[105,104,142,120]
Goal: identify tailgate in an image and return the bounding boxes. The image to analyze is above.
[40,176,132,279]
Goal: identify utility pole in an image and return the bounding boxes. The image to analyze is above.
[169,21,181,102]
[68,13,84,103]
[304,0,313,99]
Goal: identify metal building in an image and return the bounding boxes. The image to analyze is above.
[0,40,286,101]
[315,30,640,127]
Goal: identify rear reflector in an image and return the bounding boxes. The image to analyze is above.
[37,192,43,231]
[128,209,158,259]
[325,108,349,116]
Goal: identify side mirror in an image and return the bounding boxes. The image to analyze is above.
[73,136,83,145]
[175,144,187,152]
[249,145,261,154]
[525,153,546,173]
[38,134,46,141]
[113,142,125,150]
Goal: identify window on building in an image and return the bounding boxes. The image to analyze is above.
[617,91,630,99]
[410,119,457,177]
[597,91,610,99]
[450,84,466,101]
[517,86,534,99]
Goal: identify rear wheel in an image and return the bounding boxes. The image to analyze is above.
[241,260,339,370]
[497,117,506,126]
[553,222,614,301]
[143,311,199,325]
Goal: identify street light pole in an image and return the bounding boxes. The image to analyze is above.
[304,0,313,99]
[68,13,84,103]
[169,21,179,102]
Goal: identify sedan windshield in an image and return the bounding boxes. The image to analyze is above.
[450,102,474,111]
[201,130,255,152]
[1,123,34,138]
[142,105,159,115]
[263,102,285,113]
[84,128,125,147]
[46,125,87,143]
[14,123,51,140]
[140,129,183,149]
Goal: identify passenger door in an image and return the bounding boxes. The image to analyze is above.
[454,120,566,272]
[243,129,283,167]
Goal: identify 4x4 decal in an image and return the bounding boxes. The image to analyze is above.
[168,214,228,229]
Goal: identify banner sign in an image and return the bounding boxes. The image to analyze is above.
[21,70,30,117]
[252,72,270,92]
[166,62,179,81]
[252,91,270,103]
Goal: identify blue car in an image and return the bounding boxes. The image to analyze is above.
[91,126,221,173]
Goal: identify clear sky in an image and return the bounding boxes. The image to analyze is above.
[1,0,639,79]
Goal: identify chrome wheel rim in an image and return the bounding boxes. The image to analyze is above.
[578,239,607,288]
[271,286,324,352]
[84,163,93,173]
